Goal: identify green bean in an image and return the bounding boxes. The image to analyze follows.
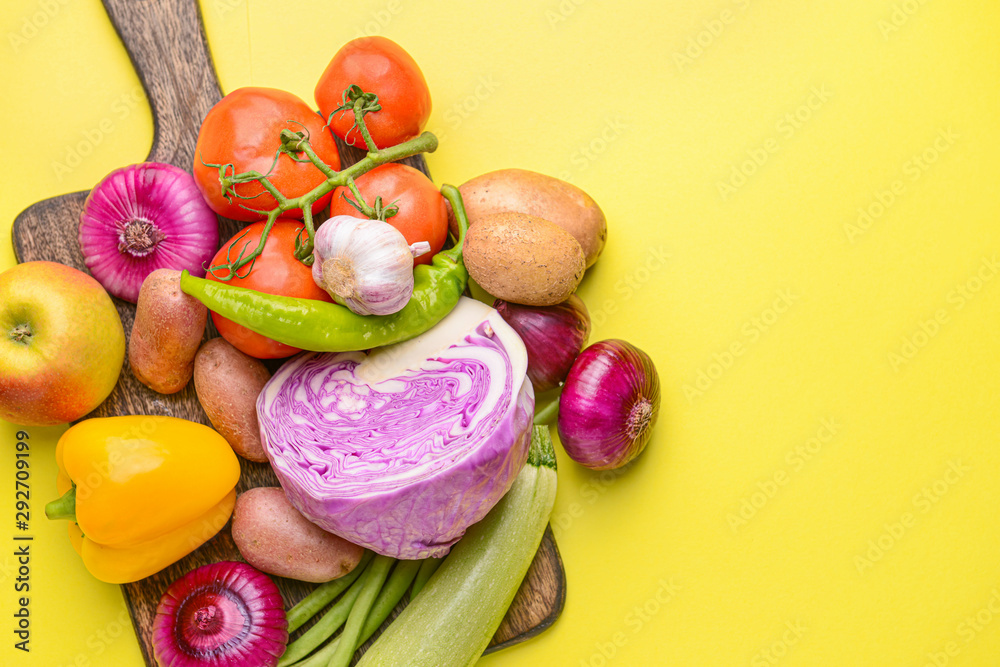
[278,562,370,666]
[327,555,394,667]
[410,557,442,599]
[285,551,373,634]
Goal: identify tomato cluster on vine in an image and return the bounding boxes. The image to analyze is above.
[191,36,447,359]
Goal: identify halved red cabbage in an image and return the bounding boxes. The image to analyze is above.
[257,298,533,559]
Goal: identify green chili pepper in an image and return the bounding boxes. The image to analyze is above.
[180,185,470,352]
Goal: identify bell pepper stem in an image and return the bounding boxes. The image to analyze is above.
[45,486,77,522]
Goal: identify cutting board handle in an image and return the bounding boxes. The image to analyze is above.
[101,0,224,169]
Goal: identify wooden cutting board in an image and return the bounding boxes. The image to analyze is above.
[10,0,565,664]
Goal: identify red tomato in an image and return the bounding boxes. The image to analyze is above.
[329,163,448,266]
[193,87,341,222]
[315,37,432,149]
[207,219,333,359]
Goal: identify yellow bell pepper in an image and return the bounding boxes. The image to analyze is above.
[45,416,241,584]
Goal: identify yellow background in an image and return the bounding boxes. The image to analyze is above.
[2,0,999,664]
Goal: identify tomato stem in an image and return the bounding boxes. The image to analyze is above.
[295,206,317,263]
[208,208,282,281]
[344,177,378,219]
[327,84,383,154]
[289,130,339,180]
[353,97,380,154]
[255,175,291,209]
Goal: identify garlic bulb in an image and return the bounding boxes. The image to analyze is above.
[312,215,431,316]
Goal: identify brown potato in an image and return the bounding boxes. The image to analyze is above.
[129,269,207,394]
[464,212,586,306]
[232,487,365,583]
[194,337,271,462]
[453,168,607,267]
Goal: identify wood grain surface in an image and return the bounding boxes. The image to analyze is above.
[10,0,564,664]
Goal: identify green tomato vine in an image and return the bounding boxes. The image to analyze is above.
[200,87,437,280]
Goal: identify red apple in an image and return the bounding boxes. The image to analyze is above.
[0,261,125,426]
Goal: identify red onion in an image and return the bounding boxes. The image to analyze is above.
[79,162,219,303]
[558,339,660,470]
[152,561,288,667]
[494,295,591,392]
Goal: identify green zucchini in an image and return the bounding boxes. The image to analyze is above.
[356,425,558,667]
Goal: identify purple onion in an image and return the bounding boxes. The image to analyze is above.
[79,162,219,303]
[494,295,591,392]
[558,339,660,470]
[152,561,288,667]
